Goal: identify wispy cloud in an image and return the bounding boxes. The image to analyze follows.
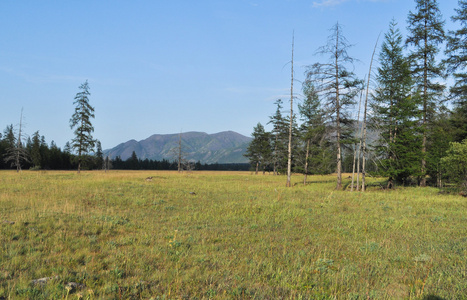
[312,0,349,7]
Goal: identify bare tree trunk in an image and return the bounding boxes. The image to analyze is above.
[351,89,364,191]
[304,139,310,185]
[255,162,259,175]
[15,108,24,173]
[335,27,342,190]
[178,133,182,173]
[356,132,362,191]
[286,32,294,187]
[273,134,278,175]
[362,36,379,192]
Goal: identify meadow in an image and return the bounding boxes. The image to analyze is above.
[0,170,465,299]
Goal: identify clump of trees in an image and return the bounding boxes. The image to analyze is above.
[246,0,467,192]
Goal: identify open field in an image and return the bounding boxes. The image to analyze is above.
[0,170,465,299]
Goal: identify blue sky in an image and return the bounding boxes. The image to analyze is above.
[0,0,460,150]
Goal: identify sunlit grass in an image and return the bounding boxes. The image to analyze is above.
[0,170,465,299]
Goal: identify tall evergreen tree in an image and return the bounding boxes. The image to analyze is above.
[305,23,362,190]
[268,99,289,175]
[95,140,104,170]
[70,80,96,173]
[373,20,421,187]
[244,123,272,174]
[406,0,445,186]
[30,131,42,169]
[49,141,63,170]
[127,151,140,170]
[39,135,49,169]
[426,110,455,186]
[298,81,332,183]
[445,0,467,142]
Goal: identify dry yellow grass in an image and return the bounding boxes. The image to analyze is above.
[0,170,465,299]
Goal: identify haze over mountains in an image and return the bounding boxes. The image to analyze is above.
[104,131,252,164]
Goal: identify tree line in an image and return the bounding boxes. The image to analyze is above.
[245,0,467,191]
[0,124,249,172]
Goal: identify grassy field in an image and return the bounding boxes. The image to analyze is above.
[0,170,465,299]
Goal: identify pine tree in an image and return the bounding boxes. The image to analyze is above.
[406,0,445,186]
[445,0,467,142]
[70,80,96,173]
[127,151,139,170]
[373,20,422,187]
[268,99,289,175]
[298,81,330,183]
[244,123,272,174]
[95,140,104,170]
[30,131,42,169]
[427,110,455,186]
[305,23,362,190]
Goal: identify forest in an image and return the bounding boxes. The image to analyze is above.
[245,0,467,191]
[0,131,249,172]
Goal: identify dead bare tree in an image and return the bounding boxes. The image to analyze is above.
[305,23,361,190]
[171,132,193,173]
[351,88,364,191]
[286,32,294,188]
[361,35,380,192]
[4,108,29,172]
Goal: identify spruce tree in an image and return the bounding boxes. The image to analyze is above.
[70,80,96,173]
[445,0,467,142]
[30,131,42,169]
[305,23,362,190]
[244,123,272,175]
[95,140,104,170]
[268,99,289,175]
[373,20,421,187]
[298,81,331,183]
[406,0,445,186]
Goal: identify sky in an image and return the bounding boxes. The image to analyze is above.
[0,0,461,150]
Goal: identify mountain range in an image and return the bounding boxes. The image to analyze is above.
[103,131,252,164]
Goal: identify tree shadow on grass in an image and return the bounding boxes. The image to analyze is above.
[423,296,445,300]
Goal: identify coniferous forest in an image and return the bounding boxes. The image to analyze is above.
[246,0,467,191]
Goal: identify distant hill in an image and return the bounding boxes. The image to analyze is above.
[103,131,252,164]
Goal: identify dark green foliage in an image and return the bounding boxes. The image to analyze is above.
[406,0,445,92]
[0,125,15,169]
[3,117,29,172]
[441,138,467,190]
[406,0,446,186]
[445,0,467,142]
[244,123,272,174]
[0,128,77,171]
[297,82,334,175]
[127,151,140,170]
[30,131,42,169]
[426,110,455,186]
[372,21,422,186]
[95,140,104,170]
[70,80,96,173]
[268,99,289,174]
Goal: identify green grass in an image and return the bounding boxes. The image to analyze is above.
[0,170,465,299]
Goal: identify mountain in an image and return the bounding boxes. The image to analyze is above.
[103,131,252,164]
